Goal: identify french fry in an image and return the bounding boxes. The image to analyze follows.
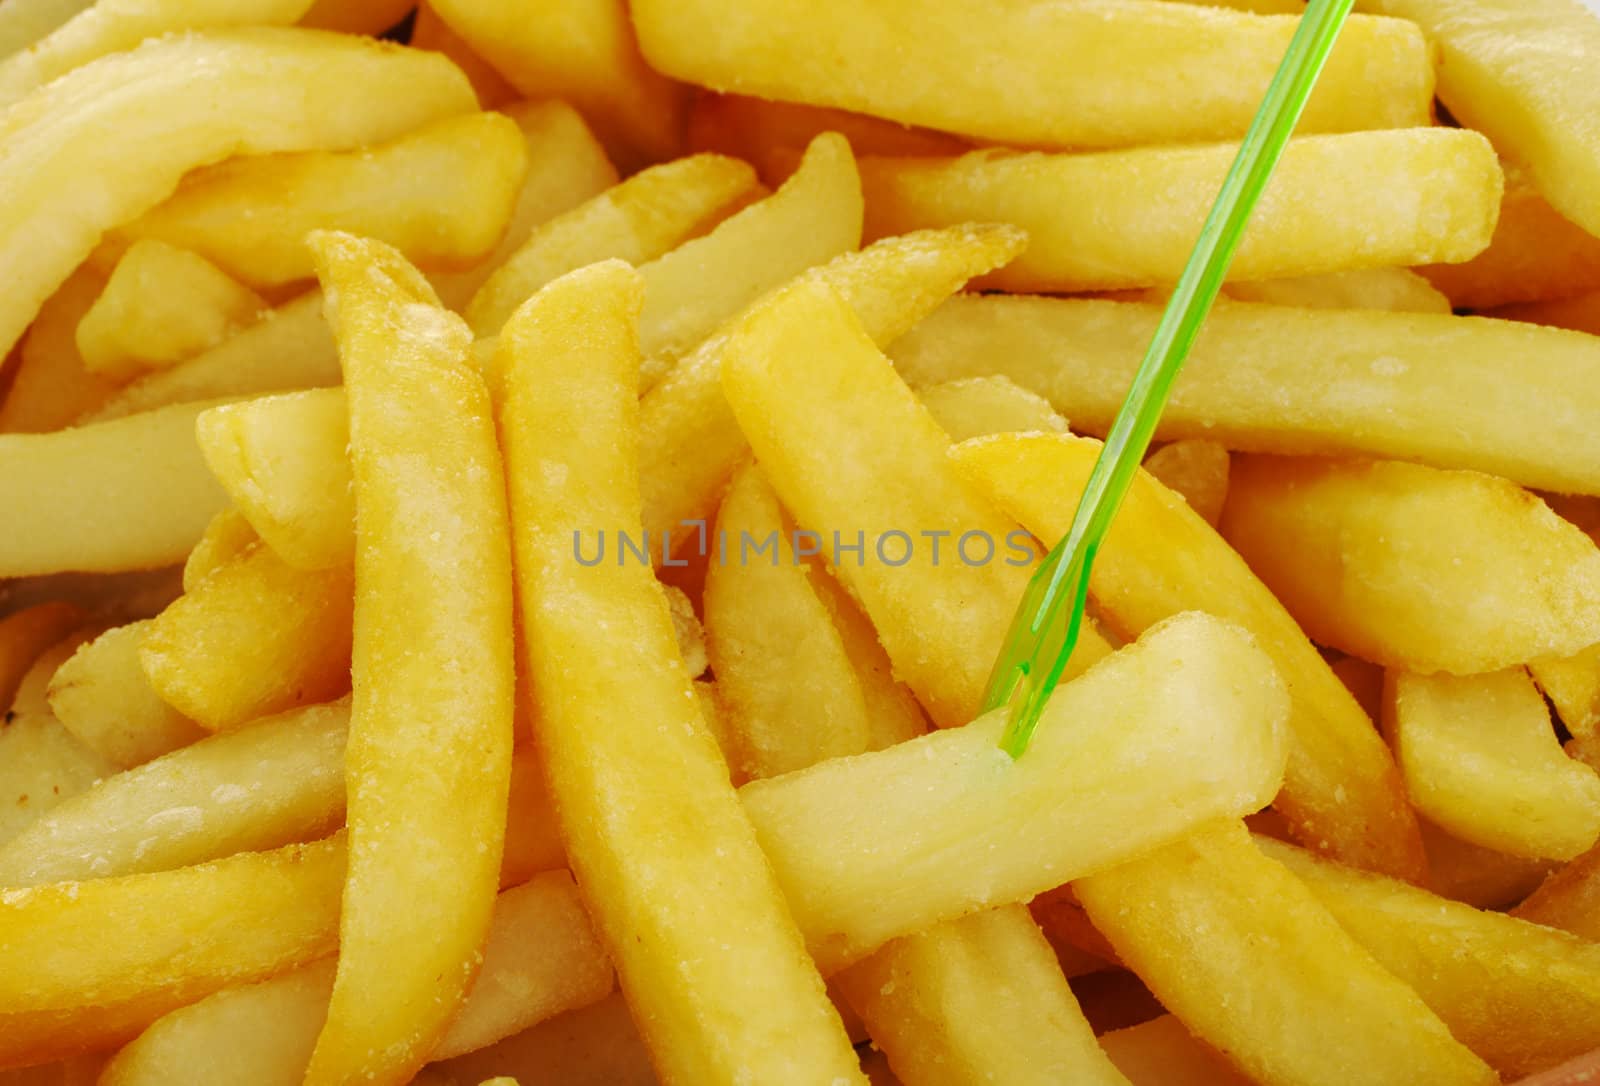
[1223,266,1452,314]
[1360,0,1600,239]
[0,835,343,1070]
[498,260,865,1084]
[0,602,82,711]
[804,564,928,752]
[45,620,205,769]
[719,277,1113,729]
[432,994,656,1086]
[639,223,1025,556]
[196,390,353,571]
[1097,1015,1252,1086]
[1265,836,1600,1080]
[740,613,1291,971]
[297,0,411,33]
[859,130,1500,293]
[139,544,353,731]
[0,632,115,847]
[0,699,346,888]
[0,0,93,58]
[0,267,117,434]
[183,509,260,591]
[302,233,515,1086]
[76,241,265,381]
[467,152,760,336]
[0,0,313,111]
[1224,455,1600,673]
[1513,842,1600,941]
[634,133,863,389]
[1420,166,1600,308]
[952,432,1423,878]
[0,27,477,360]
[917,376,1068,443]
[889,295,1600,495]
[633,0,1431,149]
[1383,668,1600,860]
[409,2,516,109]
[663,584,708,679]
[0,400,229,577]
[1532,648,1600,742]
[99,872,612,1086]
[1075,821,1495,1086]
[1493,290,1600,337]
[111,112,528,290]
[1419,818,1554,910]
[428,0,686,171]
[1141,441,1230,527]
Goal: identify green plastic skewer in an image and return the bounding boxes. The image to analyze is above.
[984,0,1356,758]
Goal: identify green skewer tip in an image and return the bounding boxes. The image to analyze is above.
[984,0,1357,758]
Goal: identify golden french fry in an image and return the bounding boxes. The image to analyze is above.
[183,508,260,591]
[953,432,1424,877]
[0,27,476,360]
[428,0,686,171]
[433,994,655,1086]
[860,130,1500,293]
[1383,668,1600,860]
[917,376,1067,443]
[1533,647,1600,742]
[0,266,117,434]
[663,584,709,679]
[1223,266,1452,313]
[890,295,1600,496]
[99,871,612,1086]
[297,0,411,33]
[499,260,864,1083]
[1361,0,1600,239]
[741,613,1290,971]
[46,620,205,769]
[634,0,1431,149]
[410,2,516,108]
[111,112,527,290]
[1141,440,1230,528]
[1266,836,1600,1080]
[1098,1016,1252,1086]
[0,602,82,711]
[302,233,515,1086]
[805,563,928,752]
[0,400,229,577]
[196,389,353,571]
[1224,455,1600,673]
[76,241,265,381]
[639,222,1026,554]
[0,0,93,57]
[1076,821,1494,1086]
[139,544,353,731]
[0,0,312,110]
[467,152,760,336]
[719,278,1112,728]
[1513,841,1600,941]
[0,699,346,888]
[1419,818,1554,911]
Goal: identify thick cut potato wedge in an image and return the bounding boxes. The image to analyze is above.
[302,234,515,1086]
[139,544,353,731]
[1533,648,1600,742]
[46,620,205,768]
[467,152,759,336]
[740,613,1290,971]
[1420,818,1555,910]
[859,130,1500,293]
[1384,668,1600,860]
[1266,837,1600,1080]
[1514,842,1600,941]
[1076,821,1494,1086]
[917,377,1067,443]
[0,27,476,359]
[1098,1016,1252,1086]
[720,279,1112,728]
[806,566,928,752]
[953,432,1422,878]
[498,260,865,1085]
[111,112,527,290]
[1224,266,1451,314]
[1141,441,1230,527]
[890,295,1600,496]
[0,602,82,711]
[77,241,264,382]
[0,400,229,577]
[0,267,117,434]
[634,0,1431,149]
[183,509,259,591]
[1224,455,1600,673]
[409,2,516,108]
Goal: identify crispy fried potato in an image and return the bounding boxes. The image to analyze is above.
[45,620,204,768]
[302,234,515,1086]
[720,278,1113,728]
[1420,818,1555,910]
[139,544,352,731]
[297,0,411,33]
[111,112,527,290]
[860,130,1500,293]
[634,0,1431,149]
[804,562,928,752]
[0,267,117,434]
[741,613,1290,971]
[498,260,865,1083]
[0,27,476,359]
[409,2,516,108]
[0,400,229,577]
[77,241,265,381]
[1141,441,1230,527]
[1224,266,1451,313]
[0,0,93,58]
[1513,842,1600,941]
[1097,1015,1252,1086]
[1267,837,1600,1080]
[917,377,1067,443]
[1225,455,1600,673]
[889,296,1600,495]
[467,152,759,336]
[432,994,655,1086]
[185,510,259,592]
[1076,821,1494,1086]
[1533,648,1600,742]
[0,602,82,711]
[953,432,1422,877]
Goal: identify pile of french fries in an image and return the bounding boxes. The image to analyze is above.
[5,0,1600,1083]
